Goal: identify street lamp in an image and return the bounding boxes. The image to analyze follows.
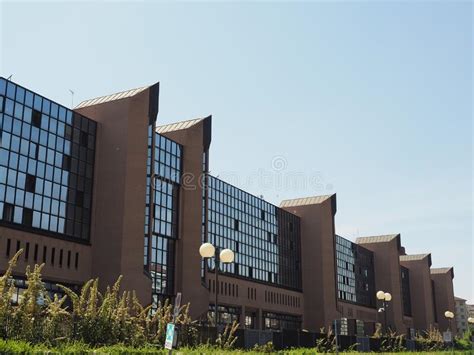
[199,242,235,327]
[444,310,455,332]
[376,290,392,334]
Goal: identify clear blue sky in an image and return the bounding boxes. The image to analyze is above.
[1,2,472,302]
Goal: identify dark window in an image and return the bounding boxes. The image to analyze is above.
[234,219,239,231]
[261,209,265,220]
[51,247,55,265]
[42,246,47,263]
[6,239,11,257]
[31,109,42,127]
[80,131,88,147]
[16,240,20,252]
[67,250,71,268]
[59,249,63,267]
[2,203,14,222]
[25,174,36,192]
[22,208,33,227]
[25,242,29,260]
[76,191,84,207]
[75,252,79,269]
[62,155,71,170]
[34,244,38,262]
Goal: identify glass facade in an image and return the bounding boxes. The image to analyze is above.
[400,266,412,316]
[335,235,375,307]
[144,126,182,307]
[206,175,302,290]
[0,78,96,242]
[208,304,241,325]
[263,312,301,330]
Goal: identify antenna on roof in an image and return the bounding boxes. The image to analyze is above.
[69,89,75,108]
[259,195,265,200]
[6,75,13,81]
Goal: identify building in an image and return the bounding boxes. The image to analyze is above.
[0,77,458,336]
[454,297,469,334]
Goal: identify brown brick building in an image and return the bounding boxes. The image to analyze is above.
[0,77,458,337]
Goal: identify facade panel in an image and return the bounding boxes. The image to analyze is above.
[0,78,96,242]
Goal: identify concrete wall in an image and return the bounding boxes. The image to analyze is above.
[75,89,153,305]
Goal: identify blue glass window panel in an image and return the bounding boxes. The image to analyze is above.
[34,195,42,210]
[33,95,42,111]
[20,139,29,156]
[39,130,47,146]
[24,192,33,208]
[32,211,41,227]
[14,103,23,119]
[15,87,25,104]
[57,122,65,137]
[58,218,65,233]
[15,189,24,206]
[0,148,8,166]
[52,184,60,199]
[59,202,66,217]
[48,133,56,149]
[0,78,6,95]
[41,213,49,229]
[50,103,58,118]
[23,107,32,124]
[0,185,4,200]
[64,141,71,155]
[38,146,46,162]
[41,114,49,130]
[18,156,27,173]
[6,82,15,99]
[6,186,15,203]
[42,197,51,212]
[42,99,50,114]
[10,136,20,152]
[0,166,6,184]
[1,132,10,149]
[13,206,22,223]
[49,119,57,134]
[44,181,52,196]
[35,178,43,194]
[25,91,33,107]
[51,200,59,215]
[45,165,53,180]
[56,137,64,152]
[37,162,45,178]
[58,107,66,122]
[3,114,12,132]
[50,216,58,232]
[46,149,55,165]
[17,172,25,189]
[21,123,30,139]
[27,159,36,175]
[5,99,14,116]
[30,127,39,143]
[8,154,18,172]
[12,119,21,136]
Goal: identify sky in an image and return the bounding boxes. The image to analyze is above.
[1,1,472,302]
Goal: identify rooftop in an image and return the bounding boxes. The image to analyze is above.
[156,117,205,134]
[356,234,400,244]
[280,195,333,208]
[75,85,150,109]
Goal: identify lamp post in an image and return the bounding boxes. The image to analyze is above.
[444,310,454,333]
[444,311,455,354]
[199,242,234,328]
[376,290,392,335]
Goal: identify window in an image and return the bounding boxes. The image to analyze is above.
[6,238,11,256]
[22,208,33,227]
[2,203,14,222]
[206,175,302,289]
[31,109,42,128]
[25,174,36,192]
[0,80,96,241]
